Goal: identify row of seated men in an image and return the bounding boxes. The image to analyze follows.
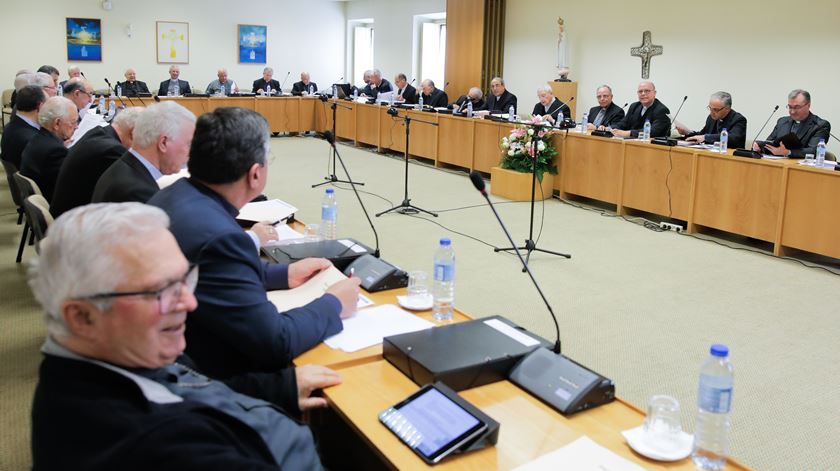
[114,66,319,96]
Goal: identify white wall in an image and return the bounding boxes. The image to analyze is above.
[0,0,347,94]
[345,0,446,87]
[504,0,840,144]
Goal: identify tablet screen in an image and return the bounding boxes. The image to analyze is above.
[394,387,482,459]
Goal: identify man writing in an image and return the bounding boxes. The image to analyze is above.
[677,91,747,148]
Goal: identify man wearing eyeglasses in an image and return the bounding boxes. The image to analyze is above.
[753,89,831,158]
[20,96,78,202]
[62,78,95,123]
[30,203,335,469]
[677,91,747,149]
[610,80,671,138]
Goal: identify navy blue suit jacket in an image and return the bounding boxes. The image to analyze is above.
[148,178,343,378]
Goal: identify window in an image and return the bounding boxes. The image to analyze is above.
[348,20,374,86]
[414,14,446,89]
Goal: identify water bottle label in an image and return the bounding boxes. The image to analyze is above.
[434,263,454,282]
[698,383,732,413]
[322,206,336,221]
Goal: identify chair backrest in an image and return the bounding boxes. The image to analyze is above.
[825,151,837,162]
[13,171,43,202]
[2,160,23,207]
[1,89,13,108]
[22,194,53,253]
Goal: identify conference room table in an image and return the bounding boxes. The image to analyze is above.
[138,95,839,260]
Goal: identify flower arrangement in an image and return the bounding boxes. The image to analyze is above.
[499,116,558,182]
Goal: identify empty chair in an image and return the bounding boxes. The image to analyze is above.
[22,194,53,254]
[12,171,42,263]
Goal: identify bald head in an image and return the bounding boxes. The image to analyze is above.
[636,80,656,107]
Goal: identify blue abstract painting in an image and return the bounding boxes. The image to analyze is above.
[67,18,102,62]
[239,25,267,64]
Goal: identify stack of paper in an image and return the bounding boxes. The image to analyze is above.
[512,436,646,471]
[267,265,373,312]
[237,199,298,223]
[325,304,435,353]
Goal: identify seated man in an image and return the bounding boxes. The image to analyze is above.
[677,91,747,148]
[92,101,195,204]
[419,79,448,108]
[610,80,671,138]
[452,87,485,113]
[291,72,317,95]
[532,85,566,123]
[351,70,372,96]
[361,69,393,100]
[1,85,46,169]
[206,68,239,95]
[752,89,830,158]
[61,78,94,124]
[30,202,339,469]
[117,68,150,96]
[59,66,81,90]
[148,107,360,379]
[394,73,417,104]
[20,96,78,202]
[587,85,625,130]
[158,65,192,96]
[479,77,517,114]
[252,67,281,95]
[51,107,143,218]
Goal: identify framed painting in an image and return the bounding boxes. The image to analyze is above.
[66,18,102,62]
[156,21,189,63]
[238,24,267,64]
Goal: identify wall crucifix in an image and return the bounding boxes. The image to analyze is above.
[630,31,662,79]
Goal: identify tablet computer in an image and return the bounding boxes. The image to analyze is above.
[378,383,489,465]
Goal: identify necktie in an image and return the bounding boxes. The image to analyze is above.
[593,108,606,127]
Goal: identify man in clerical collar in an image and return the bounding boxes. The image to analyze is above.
[361,68,392,99]
[479,77,517,114]
[158,65,191,97]
[679,91,747,149]
[119,68,150,96]
[754,89,831,158]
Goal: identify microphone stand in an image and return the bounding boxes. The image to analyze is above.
[494,121,570,270]
[312,98,365,188]
[376,111,439,217]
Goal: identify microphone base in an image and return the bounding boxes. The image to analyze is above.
[651,138,678,147]
[376,199,438,218]
[495,239,570,272]
[312,173,365,188]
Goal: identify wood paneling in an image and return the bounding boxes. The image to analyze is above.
[780,166,840,258]
[621,142,694,220]
[355,104,381,146]
[561,134,623,204]
[474,120,504,173]
[405,110,438,160]
[445,0,486,100]
[437,115,474,169]
[548,81,577,119]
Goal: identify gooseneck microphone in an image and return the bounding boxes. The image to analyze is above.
[321,131,380,257]
[469,171,561,354]
[622,102,628,109]
[550,96,574,118]
[669,95,688,124]
[278,71,291,94]
[104,78,128,109]
[750,105,780,147]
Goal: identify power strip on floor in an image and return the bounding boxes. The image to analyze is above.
[659,222,684,233]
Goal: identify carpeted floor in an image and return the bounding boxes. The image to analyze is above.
[1,134,838,470]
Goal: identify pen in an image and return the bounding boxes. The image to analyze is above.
[350,268,355,278]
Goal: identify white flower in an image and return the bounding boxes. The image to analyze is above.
[508,149,515,156]
[537,141,546,152]
[527,128,534,136]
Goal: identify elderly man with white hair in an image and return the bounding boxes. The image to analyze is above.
[158,64,192,96]
[30,202,338,469]
[20,96,78,202]
[252,67,281,95]
[117,67,150,96]
[92,101,195,204]
[532,85,566,124]
[361,68,393,99]
[291,72,317,95]
[52,107,144,218]
[206,68,239,95]
[59,66,82,90]
[61,77,95,123]
[452,87,485,114]
[419,79,448,108]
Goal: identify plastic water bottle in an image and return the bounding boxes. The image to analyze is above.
[98,95,106,114]
[332,84,338,98]
[309,84,314,95]
[418,94,424,110]
[642,119,651,140]
[320,188,337,240]
[466,100,473,118]
[219,85,226,96]
[816,139,826,167]
[580,112,589,132]
[432,238,455,321]
[508,105,515,122]
[108,100,116,118]
[115,85,122,97]
[720,128,729,153]
[692,344,734,470]
[57,84,63,96]
[265,84,272,96]
[556,110,564,128]
[389,93,394,106]
[352,87,358,99]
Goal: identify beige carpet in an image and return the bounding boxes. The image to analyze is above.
[1,135,838,470]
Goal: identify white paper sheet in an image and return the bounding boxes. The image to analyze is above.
[512,436,647,471]
[324,304,435,353]
[267,265,372,312]
[237,199,298,223]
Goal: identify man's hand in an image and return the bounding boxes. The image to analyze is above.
[675,123,690,135]
[543,114,555,124]
[686,135,705,143]
[288,258,332,288]
[587,123,596,131]
[295,365,342,411]
[764,141,789,156]
[250,221,279,246]
[612,129,631,138]
[326,278,361,319]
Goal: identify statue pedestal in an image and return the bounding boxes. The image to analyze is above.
[548,81,577,120]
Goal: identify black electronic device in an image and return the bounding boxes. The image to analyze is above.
[184,93,210,98]
[508,347,615,416]
[736,105,781,159]
[343,254,408,292]
[651,138,678,146]
[379,382,499,465]
[262,238,374,271]
[332,83,352,98]
[591,129,614,138]
[383,315,552,391]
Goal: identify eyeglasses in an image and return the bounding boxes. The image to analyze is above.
[80,264,198,314]
[707,106,728,113]
[637,89,654,94]
[786,103,809,111]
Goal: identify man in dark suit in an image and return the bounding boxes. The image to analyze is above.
[611,81,671,139]
[58,66,81,90]
[148,107,360,380]
[20,97,78,202]
[29,203,339,470]
[452,87,486,113]
[1,85,45,169]
[291,72,317,95]
[157,65,192,96]
[51,107,142,218]
[678,91,747,149]
[350,70,372,97]
[62,78,95,124]
[419,79,448,108]
[92,101,195,204]
[587,85,625,130]
[753,89,831,158]
[117,68,150,96]
[532,86,566,124]
[252,67,281,95]
[393,73,417,104]
[479,77,517,114]
[361,69,393,100]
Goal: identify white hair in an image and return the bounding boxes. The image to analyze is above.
[131,101,196,149]
[68,66,80,75]
[372,69,382,78]
[28,203,170,338]
[14,73,37,91]
[537,85,553,94]
[263,67,273,74]
[168,65,180,72]
[38,96,76,126]
[112,106,143,131]
[421,79,434,88]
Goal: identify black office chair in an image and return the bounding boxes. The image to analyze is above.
[12,172,42,263]
[22,195,52,254]
[1,159,24,225]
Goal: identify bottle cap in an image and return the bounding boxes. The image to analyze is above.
[722,128,727,132]
[439,237,451,246]
[325,188,334,194]
[710,344,729,357]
